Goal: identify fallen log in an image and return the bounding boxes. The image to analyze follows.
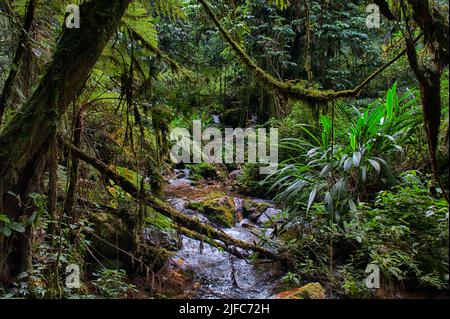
[178,227,250,261]
[59,137,289,263]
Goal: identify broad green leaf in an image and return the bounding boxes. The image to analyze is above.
[2,226,11,237]
[0,214,11,224]
[368,159,381,174]
[353,151,362,167]
[307,188,318,213]
[9,222,25,233]
[325,191,334,213]
[344,158,353,171]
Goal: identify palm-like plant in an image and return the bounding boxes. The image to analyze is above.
[268,83,418,225]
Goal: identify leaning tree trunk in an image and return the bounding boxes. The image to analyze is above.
[0,0,36,124]
[0,0,131,283]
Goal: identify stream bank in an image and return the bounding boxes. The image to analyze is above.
[161,169,287,299]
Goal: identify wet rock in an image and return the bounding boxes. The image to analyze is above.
[183,208,197,215]
[186,193,236,228]
[256,207,283,226]
[174,168,190,179]
[242,199,272,221]
[233,197,244,221]
[274,283,325,299]
[90,212,133,260]
[239,219,257,230]
[144,226,182,251]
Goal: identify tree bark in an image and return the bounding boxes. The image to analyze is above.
[64,110,82,218]
[0,0,131,282]
[0,0,36,124]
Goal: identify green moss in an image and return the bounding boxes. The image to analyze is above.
[114,165,144,188]
[243,199,272,219]
[186,162,218,179]
[186,194,235,228]
[145,209,174,231]
[189,173,204,181]
[90,212,133,258]
[185,201,205,211]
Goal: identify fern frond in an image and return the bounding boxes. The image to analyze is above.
[124,1,158,48]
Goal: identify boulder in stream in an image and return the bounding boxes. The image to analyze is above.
[185,192,236,228]
[274,283,325,299]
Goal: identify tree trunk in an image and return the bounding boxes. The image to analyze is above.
[0,0,131,283]
[0,0,36,124]
[64,111,82,218]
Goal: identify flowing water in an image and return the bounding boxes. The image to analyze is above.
[165,170,285,299]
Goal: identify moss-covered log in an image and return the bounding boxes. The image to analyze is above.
[197,0,409,104]
[60,137,289,263]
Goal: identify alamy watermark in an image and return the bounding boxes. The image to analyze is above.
[62,3,379,30]
[365,263,380,289]
[65,264,81,289]
[366,4,381,29]
[169,120,278,175]
[65,4,80,29]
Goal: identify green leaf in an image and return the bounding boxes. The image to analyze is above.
[2,226,11,237]
[307,188,318,213]
[27,212,38,225]
[0,214,11,224]
[368,159,381,174]
[350,134,357,151]
[9,222,25,233]
[344,158,353,171]
[357,165,365,182]
[320,163,333,177]
[352,151,362,167]
[325,191,334,213]
[348,199,357,213]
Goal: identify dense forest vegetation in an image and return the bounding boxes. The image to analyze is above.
[0,0,448,299]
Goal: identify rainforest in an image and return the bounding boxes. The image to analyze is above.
[0,0,448,301]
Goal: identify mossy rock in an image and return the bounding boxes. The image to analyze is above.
[242,199,272,220]
[89,212,134,268]
[144,225,181,251]
[279,227,298,241]
[275,283,325,299]
[186,163,218,179]
[189,173,204,181]
[186,193,236,228]
[145,210,181,251]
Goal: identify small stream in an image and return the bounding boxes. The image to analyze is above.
[165,169,285,299]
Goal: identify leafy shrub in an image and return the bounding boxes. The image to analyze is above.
[268,83,418,225]
[351,172,449,289]
[92,269,137,299]
[284,171,448,295]
[237,163,273,198]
